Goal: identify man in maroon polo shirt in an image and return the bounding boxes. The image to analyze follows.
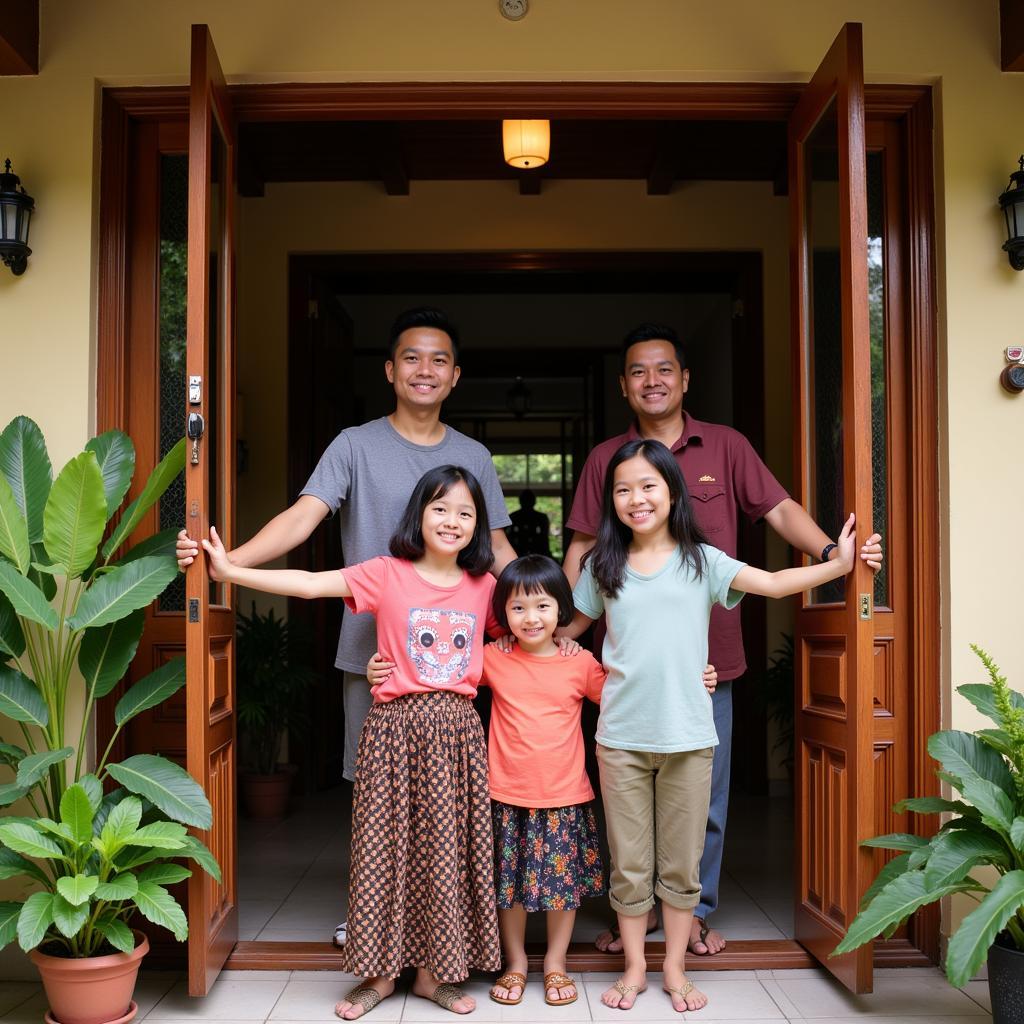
[565,322,883,958]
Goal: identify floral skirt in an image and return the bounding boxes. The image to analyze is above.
[340,692,501,981]
[492,801,606,911]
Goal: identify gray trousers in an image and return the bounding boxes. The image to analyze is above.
[342,671,373,782]
[695,678,733,921]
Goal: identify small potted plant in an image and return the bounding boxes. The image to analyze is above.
[834,645,1024,1024]
[0,417,220,1024]
[236,603,315,820]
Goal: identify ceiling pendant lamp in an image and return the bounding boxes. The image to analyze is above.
[502,119,550,169]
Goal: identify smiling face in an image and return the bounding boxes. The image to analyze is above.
[612,454,673,539]
[419,480,477,559]
[504,586,560,653]
[386,327,461,410]
[619,338,689,422]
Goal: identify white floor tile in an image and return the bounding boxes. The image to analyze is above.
[772,976,989,1017]
[799,1018,992,1024]
[399,979,502,1021]
[133,973,183,1020]
[238,901,285,941]
[271,979,406,1021]
[148,978,289,1020]
[0,990,47,1024]
[959,980,991,1013]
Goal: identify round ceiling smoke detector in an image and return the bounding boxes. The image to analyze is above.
[499,0,529,21]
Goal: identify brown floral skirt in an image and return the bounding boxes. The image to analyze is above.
[339,691,501,982]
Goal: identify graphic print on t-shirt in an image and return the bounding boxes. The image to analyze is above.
[407,608,478,686]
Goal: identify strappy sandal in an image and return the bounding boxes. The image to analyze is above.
[688,917,711,955]
[334,984,381,1019]
[664,979,704,1012]
[428,983,470,1013]
[489,971,527,1006]
[609,979,646,1008]
[543,971,578,1006]
[598,916,658,951]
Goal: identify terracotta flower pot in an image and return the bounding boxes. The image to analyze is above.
[240,769,291,820]
[30,930,149,1024]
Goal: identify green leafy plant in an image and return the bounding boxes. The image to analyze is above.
[236,603,315,776]
[834,645,1024,986]
[0,416,220,957]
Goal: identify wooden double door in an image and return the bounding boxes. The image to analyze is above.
[98,22,938,998]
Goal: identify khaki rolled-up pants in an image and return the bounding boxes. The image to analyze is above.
[596,743,714,915]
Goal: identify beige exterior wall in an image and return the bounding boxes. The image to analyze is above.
[2,0,1024,960]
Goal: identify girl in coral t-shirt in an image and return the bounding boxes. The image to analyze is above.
[203,465,501,1020]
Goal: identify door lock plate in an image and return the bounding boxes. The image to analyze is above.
[859,593,873,620]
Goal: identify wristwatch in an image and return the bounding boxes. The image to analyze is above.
[820,542,838,563]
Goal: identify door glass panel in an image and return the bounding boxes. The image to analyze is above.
[208,118,227,606]
[804,100,844,604]
[867,151,889,606]
[158,154,188,613]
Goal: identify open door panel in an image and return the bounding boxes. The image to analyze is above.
[789,22,877,994]
[184,22,239,996]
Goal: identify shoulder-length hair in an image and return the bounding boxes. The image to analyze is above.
[389,465,494,576]
[581,438,709,597]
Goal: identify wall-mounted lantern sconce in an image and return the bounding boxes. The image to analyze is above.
[502,120,550,170]
[999,156,1024,271]
[0,160,34,276]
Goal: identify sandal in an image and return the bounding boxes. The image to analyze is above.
[607,979,646,1009]
[688,917,711,955]
[543,971,578,1006]
[489,971,527,1006]
[428,983,470,1013]
[598,916,658,951]
[664,979,706,1012]
[334,984,381,1019]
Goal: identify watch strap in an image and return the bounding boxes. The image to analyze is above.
[820,542,838,563]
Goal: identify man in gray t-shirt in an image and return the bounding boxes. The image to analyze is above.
[177,308,515,785]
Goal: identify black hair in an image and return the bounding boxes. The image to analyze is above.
[388,307,461,363]
[581,438,709,597]
[518,488,536,509]
[492,555,575,631]
[620,322,687,374]
[389,465,493,575]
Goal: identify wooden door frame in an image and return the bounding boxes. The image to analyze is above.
[96,80,939,972]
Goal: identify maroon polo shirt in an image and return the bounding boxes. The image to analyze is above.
[566,415,789,681]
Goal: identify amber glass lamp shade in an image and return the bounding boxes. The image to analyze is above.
[502,120,550,170]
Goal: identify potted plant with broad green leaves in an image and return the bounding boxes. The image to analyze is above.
[0,416,220,1024]
[834,645,1024,1024]
[236,603,314,820]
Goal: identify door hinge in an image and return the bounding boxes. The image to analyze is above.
[308,299,319,319]
[859,592,873,620]
[188,598,200,623]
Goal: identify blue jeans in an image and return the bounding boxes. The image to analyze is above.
[696,678,733,921]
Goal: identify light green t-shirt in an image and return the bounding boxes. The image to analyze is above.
[573,544,746,753]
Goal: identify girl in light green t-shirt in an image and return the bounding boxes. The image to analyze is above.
[565,438,858,1016]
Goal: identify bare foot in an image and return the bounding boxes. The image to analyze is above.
[334,977,394,1020]
[413,968,475,1014]
[600,969,647,1010]
[689,916,726,955]
[663,973,708,1013]
[595,908,658,953]
[490,961,527,1003]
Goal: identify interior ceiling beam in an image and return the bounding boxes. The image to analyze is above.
[0,0,38,75]
[1002,0,1024,70]
[373,125,410,196]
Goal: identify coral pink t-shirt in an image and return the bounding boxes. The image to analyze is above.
[342,556,499,703]
[480,645,606,808]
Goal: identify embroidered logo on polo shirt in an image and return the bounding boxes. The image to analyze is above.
[698,474,717,482]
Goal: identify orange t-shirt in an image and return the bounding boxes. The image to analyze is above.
[481,645,606,808]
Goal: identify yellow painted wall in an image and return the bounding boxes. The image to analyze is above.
[2,0,1024,963]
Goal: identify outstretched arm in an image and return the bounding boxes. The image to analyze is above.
[764,498,882,572]
[733,513,857,599]
[201,525,352,600]
[178,494,330,573]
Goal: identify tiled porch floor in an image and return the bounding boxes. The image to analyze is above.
[0,966,992,1023]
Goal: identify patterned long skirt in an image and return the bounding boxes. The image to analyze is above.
[339,691,501,982]
[493,801,606,911]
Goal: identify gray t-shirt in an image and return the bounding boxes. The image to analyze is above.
[573,544,746,753]
[301,416,511,673]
